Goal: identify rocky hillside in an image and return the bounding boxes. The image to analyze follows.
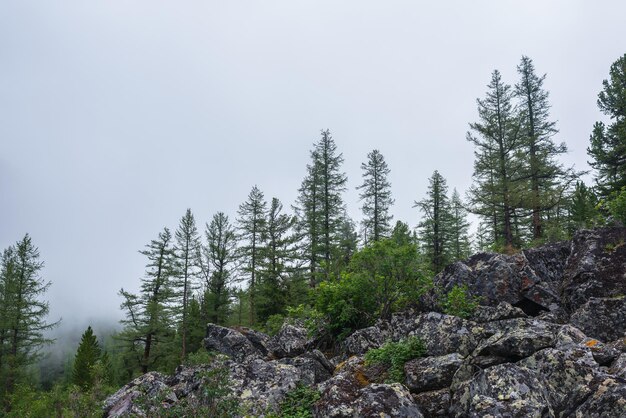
[103,227,626,417]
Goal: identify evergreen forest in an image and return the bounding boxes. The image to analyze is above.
[1,54,626,416]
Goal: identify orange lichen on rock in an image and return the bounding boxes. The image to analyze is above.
[354,368,370,387]
[585,339,599,347]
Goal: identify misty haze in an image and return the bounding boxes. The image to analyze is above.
[2,1,626,416]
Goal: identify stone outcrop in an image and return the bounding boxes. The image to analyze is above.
[104,227,626,417]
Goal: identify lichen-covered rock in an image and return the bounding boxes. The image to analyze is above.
[314,374,423,418]
[268,323,312,358]
[609,353,626,379]
[471,301,527,323]
[561,227,626,312]
[404,353,463,393]
[411,388,450,418]
[238,327,271,356]
[572,377,626,418]
[473,320,556,359]
[569,297,626,342]
[342,325,388,356]
[351,384,423,418]
[431,245,567,313]
[450,363,553,417]
[103,372,172,417]
[392,312,480,356]
[278,352,332,385]
[517,346,600,416]
[204,323,261,362]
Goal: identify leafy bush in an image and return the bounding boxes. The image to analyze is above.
[315,238,432,340]
[604,186,626,225]
[285,304,326,337]
[442,284,480,319]
[364,336,426,383]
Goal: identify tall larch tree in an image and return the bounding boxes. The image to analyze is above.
[294,148,322,287]
[118,227,176,373]
[256,198,297,323]
[173,209,202,359]
[237,185,267,325]
[357,149,394,244]
[588,53,626,199]
[295,130,347,285]
[449,189,471,261]
[467,70,522,249]
[515,56,575,240]
[204,212,237,325]
[0,235,57,405]
[415,170,452,273]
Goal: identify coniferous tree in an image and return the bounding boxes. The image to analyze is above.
[415,170,453,273]
[331,214,359,278]
[568,181,598,232]
[515,56,577,240]
[0,235,57,404]
[588,54,626,198]
[256,198,297,324]
[204,212,237,325]
[449,189,471,261]
[295,130,347,285]
[173,209,202,359]
[467,70,523,249]
[118,228,176,373]
[72,326,102,390]
[237,186,267,325]
[357,149,394,243]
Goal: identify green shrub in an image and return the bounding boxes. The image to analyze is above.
[270,384,321,418]
[265,314,286,336]
[442,284,480,319]
[184,349,215,366]
[364,336,426,383]
[605,186,626,225]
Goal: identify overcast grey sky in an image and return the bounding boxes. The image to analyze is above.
[1,1,625,328]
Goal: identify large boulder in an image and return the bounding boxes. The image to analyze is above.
[268,323,313,358]
[314,362,423,418]
[404,353,463,393]
[561,226,626,311]
[391,312,481,356]
[432,241,571,315]
[450,363,553,417]
[103,372,172,417]
[342,325,388,356]
[204,324,262,362]
[569,297,626,342]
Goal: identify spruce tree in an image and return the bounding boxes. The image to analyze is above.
[467,70,523,249]
[204,212,237,325]
[173,209,202,359]
[515,56,576,240]
[72,326,102,390]
[449,189,471,261]
[0,235,57,403]
[415,170,453,273]
[118,227,176,373]
[237,186,267,325]
[588,54,626,198]
[357,149,394,243]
